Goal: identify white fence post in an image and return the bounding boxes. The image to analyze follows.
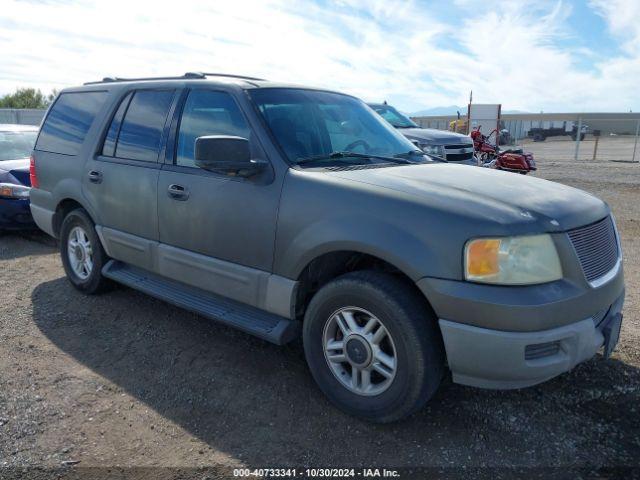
[574,117,582,161]
[633,119,640,163]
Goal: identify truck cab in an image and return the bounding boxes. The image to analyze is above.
[368,103,475,164]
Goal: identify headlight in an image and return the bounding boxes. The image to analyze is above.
[0,183,31,199]
[420,144,444,156]
[464,234,562,285]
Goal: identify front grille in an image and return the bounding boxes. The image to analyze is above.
[445,152,474,161]
[444,144,474,162]
[525,341,561,360]
[567,216,619,283]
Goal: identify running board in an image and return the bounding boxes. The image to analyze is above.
[102,260,300,345]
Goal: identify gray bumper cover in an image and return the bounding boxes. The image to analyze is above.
[29,204,56,237]
[440,291,625,389]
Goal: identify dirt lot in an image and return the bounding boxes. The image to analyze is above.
[0,157,638,476]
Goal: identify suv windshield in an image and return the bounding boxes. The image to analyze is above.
[369,104,418,129]
[0,130,37,161]
[249,89,426,166]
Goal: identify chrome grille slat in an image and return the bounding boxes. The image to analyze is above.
[567,216,619,283]
[443,144,474,162]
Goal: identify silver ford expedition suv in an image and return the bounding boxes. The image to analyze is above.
[29,73,625,422]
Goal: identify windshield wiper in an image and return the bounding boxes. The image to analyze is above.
[295,151,413,166]
[393,149,424,158]
[393,149,447,163]
[394,149,447,163]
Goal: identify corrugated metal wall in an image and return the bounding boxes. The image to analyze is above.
[0,109,46,126]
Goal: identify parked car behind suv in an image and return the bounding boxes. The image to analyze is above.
[30,73,625,422]
[0,124,38,231]
[368,102,475,164]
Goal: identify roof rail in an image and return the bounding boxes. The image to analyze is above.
[83,72,266,86]
[83,72,205,85]
[195,72,267,81]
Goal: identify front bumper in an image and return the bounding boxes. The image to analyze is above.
[0,198,36,230]
[437,290,624,389]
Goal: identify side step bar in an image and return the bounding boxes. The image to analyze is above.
[102,260,300,345]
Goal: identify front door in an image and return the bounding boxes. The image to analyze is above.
[156,89,282,305]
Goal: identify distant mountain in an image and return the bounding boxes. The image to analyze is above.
[409,106,531,116]
[410,106,464,116]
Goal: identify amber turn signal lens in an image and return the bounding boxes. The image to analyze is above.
[466,239,501,277]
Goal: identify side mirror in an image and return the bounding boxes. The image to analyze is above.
[194,135,266,177]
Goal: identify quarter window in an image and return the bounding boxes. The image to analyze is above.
[114,89,175,162]
[35,91,108,155]
[101,92,132,157]
[176,90,250,167]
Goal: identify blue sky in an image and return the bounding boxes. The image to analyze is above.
[0,0,638,113]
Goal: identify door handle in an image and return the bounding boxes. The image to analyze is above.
[167,184,189,201]
[88,170,102,184]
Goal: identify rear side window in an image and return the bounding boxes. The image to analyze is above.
[36,91,108,155]
[114,90,174,162]
[101,92,133,157]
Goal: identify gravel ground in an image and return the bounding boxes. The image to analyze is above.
[0,157,638,477]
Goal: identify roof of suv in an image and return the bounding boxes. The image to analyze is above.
[74,72,337,94]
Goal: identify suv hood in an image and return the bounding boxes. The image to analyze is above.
[398,128,471,145]
[328,163,608,232]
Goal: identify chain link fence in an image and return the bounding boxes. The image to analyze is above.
[414,114,640,163]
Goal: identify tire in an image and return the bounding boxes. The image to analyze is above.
[303,271,445,423]
[59,208,111,294]
[533,133,545,142]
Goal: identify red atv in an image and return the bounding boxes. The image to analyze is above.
[471,127,536,174]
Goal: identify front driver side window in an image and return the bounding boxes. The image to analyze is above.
[176,90,250,167]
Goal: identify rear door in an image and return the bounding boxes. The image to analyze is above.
[83,88,178,270]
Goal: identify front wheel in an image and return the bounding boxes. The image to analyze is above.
[303,271,445,423]
[60,208,111,294]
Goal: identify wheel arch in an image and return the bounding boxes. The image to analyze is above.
[292,249,437,322]
[53,197,96,237]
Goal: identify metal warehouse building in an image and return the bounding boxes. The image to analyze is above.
[412,112,640,141]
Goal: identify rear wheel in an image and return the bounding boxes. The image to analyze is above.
[303,271,445,423]
[60,208,111,294]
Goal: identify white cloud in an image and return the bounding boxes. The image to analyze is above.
[0,0,638,112]
[590,0,640,54]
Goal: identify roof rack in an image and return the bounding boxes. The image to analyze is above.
[83,72,266,85]
[195,72,266,81]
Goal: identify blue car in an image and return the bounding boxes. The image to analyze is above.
[0,124,39,231]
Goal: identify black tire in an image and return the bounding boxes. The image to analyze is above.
[59,208,111,294]
[533,133,545,142]
[303,271,445,423]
